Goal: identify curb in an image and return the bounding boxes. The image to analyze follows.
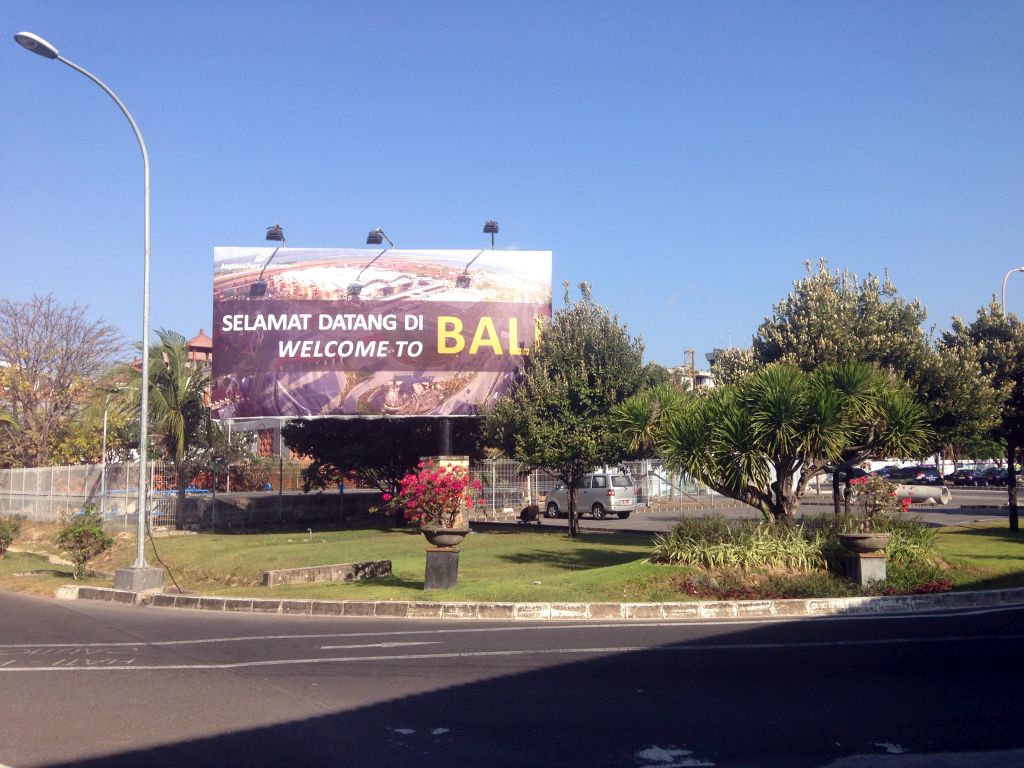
[60,585,1024,622]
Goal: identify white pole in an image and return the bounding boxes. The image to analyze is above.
[100,402,108,516]
[14,32,152,571]
[1002,267,1024,314]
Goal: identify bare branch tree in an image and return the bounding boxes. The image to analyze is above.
[0,294,125,466]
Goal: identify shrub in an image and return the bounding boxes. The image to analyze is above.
[884,517,941,567]
[56,508,113,579]
[650,516,826,571]
[674,569,857,600]
[803,512,941,569]
[0,516,23,557]
[654,513,947,598]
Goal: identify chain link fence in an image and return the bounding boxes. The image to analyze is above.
[0,457,722,530]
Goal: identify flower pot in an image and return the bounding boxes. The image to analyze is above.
[421,528,470,548]
[838,532,891,554]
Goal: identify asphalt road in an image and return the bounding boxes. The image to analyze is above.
[527,486,1015,534]
[1,591,1022,768]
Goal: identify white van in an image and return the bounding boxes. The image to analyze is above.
[544,471,636,520]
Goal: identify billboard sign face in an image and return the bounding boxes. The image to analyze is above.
[211,247,552,419]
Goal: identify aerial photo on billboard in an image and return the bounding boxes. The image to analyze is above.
[211,246,552,419]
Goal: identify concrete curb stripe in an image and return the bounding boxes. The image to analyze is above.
[62,585,1024,621]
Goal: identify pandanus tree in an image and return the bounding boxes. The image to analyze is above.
[613,361,930,523]
[818,362,934,514]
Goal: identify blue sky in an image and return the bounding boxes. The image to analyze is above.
[2,1,1022,368]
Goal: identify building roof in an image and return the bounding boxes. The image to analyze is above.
[187,329,213,351]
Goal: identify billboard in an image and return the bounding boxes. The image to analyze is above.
[211,246,552,419]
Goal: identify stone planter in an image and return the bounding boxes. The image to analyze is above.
[837,532,891,554]
[421,528,470,548]
[424,548,460,590]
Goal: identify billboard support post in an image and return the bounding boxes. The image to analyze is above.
[439,418,452,456]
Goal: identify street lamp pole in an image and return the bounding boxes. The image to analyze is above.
[100,396,109,518]
[14,31,162,590]
[1001,267,1024,314]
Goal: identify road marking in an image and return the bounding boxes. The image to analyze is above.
[318,641,439,650]
[0,634,1021,672]
[0,603,1019,650]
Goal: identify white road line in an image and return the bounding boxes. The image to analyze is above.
[0,634,1021,672]
[318,641,440,650]
[0,603,1019,650]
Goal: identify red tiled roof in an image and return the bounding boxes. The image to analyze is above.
[187,329,213,350]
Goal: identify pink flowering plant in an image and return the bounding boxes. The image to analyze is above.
[846,475,911,532]
[386,463,484,530]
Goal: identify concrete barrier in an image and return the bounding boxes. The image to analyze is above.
[261,559,392,587]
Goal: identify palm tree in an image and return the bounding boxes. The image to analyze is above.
[614,361,930,522]
[0,410,17,430]
[121,329,210,499]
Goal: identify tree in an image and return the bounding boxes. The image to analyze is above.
[709,346,761,387]
[915,342,1002,467]
[612,382,686,460]
[754,259,931,377]
[120,330,211,498]
[615,361,930,522]
[818,361,933,514]
[750,259,994,477]
[282,417,484,512]
[482,283,648,537]
[0,294,125,467]
[942,301,1024,530]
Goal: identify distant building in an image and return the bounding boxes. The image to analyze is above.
[667,349,715,391]
[187,329,213,366]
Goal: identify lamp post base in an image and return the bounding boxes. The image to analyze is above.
[114,566,164,593]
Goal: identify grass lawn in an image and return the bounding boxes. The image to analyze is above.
[1,520,1021,602]
[934,522,1024,590]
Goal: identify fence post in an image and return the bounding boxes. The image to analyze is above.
[490,460,496,517]
[278,457,284,523]
[211,462,218,530]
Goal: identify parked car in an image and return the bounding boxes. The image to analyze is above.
[886,466,945,485]
[824,466,869,484]
[948,468,986,487]
[982,467,1009,486]
[545,471,636,520]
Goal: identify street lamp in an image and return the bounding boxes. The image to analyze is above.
[1002,266,1024,314]
[456,220,499,289]
[347,228,394,298]
[250,224,286,297]
[14,31,162,591]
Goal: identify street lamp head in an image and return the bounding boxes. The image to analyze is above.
[365,227,394,247]
[265,224,285,242]
[14,32,59,60]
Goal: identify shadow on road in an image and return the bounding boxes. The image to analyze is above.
[37,609,1024,768]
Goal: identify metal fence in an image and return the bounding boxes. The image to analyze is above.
[0,459,309,524]
[0,457,718,530]
[469,459,715,516]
